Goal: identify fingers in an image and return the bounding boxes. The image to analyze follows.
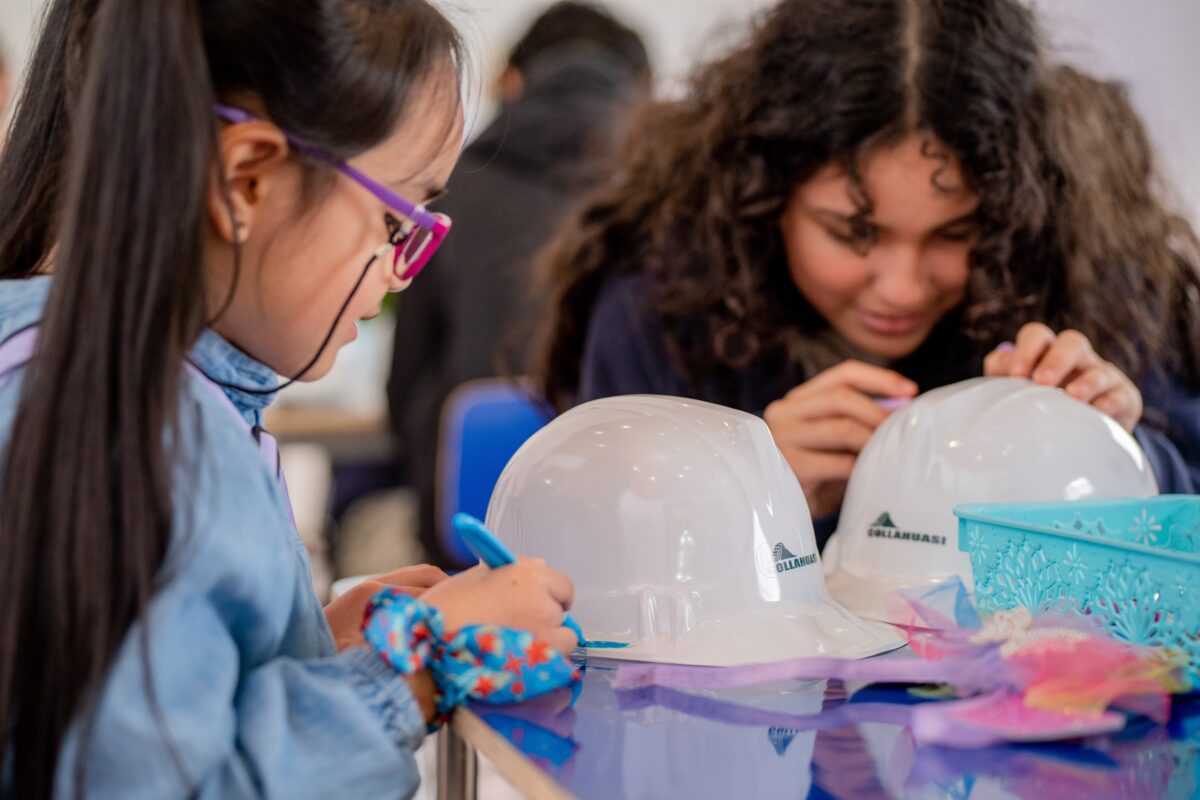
[374,564,449,589]
[768,386,890,430]
[1093,383,1143,433]
[1004,323,1056,378]
[803,359,918,398]
[1001,324,1099,385]
[538,564,575,612]
[339,578,424,610]
[505,559,576,611]
[782,449,857,485]
[764,360,915,517]
[1030,329,1099,386]
[775,416,874,453]
[544,626,581,656]
[983,341,1015,376]
[1064,362,1122,404]
[345,579,388,602]
[764,361,918,467]
[986,325,1143,431]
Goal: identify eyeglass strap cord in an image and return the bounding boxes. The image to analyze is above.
[194,246,380,397]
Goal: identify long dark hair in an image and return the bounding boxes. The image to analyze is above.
[533,0,1200,410]
[0,1,460,796]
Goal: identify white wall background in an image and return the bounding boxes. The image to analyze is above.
[439,0,776,92]
[2,0,1198,216]
[1032,0,1200,221]
[0,0,40,82]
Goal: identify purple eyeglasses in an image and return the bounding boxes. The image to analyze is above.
[214,104,451,283]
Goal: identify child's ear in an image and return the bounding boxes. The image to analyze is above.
[206,121,291,244]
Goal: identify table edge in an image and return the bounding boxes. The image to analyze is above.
[450,707,578,800]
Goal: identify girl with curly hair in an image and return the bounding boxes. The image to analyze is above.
[534,0,1200,542]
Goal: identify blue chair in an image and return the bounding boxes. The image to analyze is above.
[437,378,553,565]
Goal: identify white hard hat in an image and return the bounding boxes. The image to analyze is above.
[486,395,903,666]
[823,377,1159,622]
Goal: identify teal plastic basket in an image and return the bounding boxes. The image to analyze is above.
[956,495,1200,688]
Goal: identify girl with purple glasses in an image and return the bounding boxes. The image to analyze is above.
[0,1,577,797]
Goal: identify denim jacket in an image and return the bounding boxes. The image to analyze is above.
[0,278,425,799]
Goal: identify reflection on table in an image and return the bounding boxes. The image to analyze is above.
[457,656,1200,800]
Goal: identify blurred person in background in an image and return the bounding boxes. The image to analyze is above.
[388,0,651,566]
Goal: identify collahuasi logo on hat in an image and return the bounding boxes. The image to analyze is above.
[773,543,817,573]
[768,727,800,756]
[867,512,947,546]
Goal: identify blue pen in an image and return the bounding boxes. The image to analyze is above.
[452,513,629,650]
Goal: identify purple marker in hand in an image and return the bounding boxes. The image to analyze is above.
[875,396,913,412]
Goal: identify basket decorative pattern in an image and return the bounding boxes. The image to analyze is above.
[957,496,1200,688]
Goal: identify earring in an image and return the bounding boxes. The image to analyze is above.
[234,222,248,244]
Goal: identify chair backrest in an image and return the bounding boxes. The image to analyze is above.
[437,378,552,565]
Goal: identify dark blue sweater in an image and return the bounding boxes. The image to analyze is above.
[577,273,1200,548]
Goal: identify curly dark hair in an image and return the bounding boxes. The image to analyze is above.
[532,0,1200,411]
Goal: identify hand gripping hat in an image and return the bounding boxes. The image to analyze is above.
[486,395,903,666]
[823,377,1159,622]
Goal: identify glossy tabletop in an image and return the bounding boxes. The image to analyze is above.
[454,655,1200,800]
